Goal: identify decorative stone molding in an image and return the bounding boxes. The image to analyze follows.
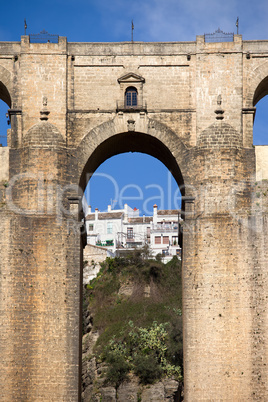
[127,119,135,131]
[214,94,224,120]
[117,72,146,112]
[40,96,50,120]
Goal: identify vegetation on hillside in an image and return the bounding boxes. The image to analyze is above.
[83,249,183,388]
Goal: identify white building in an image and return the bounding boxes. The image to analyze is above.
[85,204,181,262]
[150,204,181,259]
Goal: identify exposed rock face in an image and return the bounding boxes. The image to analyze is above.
[117,378,140,401]
[81,338,182,402]
[81,260,183,401]
[163,379,182,400]
[83,245,108,284]
[100,387,117,401]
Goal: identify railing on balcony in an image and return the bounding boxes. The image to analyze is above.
[117,231,145,244]
[96,240,114,247]
[116,100,147,112]
[126,237,144,243]
[151,224,178,233]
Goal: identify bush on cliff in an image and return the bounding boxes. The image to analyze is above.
[83,252,183,388]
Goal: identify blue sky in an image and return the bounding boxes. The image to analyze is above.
[0,0,268,213]
[1,0,268,43]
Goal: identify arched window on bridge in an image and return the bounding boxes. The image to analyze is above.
[125,86,138,108]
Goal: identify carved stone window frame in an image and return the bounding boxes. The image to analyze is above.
[117,72,146,111]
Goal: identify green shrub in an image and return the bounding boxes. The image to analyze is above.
[102,321,182,386]
[133,354,162,384]
[83,255,183,386]
[105,352,130,387]
[155,253,163,263]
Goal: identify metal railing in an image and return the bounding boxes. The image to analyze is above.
[29,30,59,44]
[96,240,114,247]
[117,231,146,242]
[151,224,178,233]
[116,100,147,112]
[205,28,234,43]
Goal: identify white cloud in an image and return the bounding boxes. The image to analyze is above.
[96,0,268,42]
[2,0,268,42]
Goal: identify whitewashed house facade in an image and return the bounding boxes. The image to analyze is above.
[85,204,181,262]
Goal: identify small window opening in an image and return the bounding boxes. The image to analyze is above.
[127,227,134,239]
[125,87,138,108]
[107,222,113,234]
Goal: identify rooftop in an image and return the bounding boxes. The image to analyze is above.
[86,212,123,221]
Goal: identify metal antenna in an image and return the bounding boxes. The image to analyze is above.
[24,19,27,35]
[236,17,239,34]
[131,20,134,42]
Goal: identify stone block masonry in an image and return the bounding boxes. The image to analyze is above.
[0,33,268,401]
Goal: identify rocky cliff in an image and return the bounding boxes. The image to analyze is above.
[81,254,183,401]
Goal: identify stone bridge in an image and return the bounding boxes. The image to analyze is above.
[0,33,268,401]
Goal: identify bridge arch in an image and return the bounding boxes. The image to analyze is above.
[77,119,187,398]
[0,66,12,146]
[245,61,268,107]
[243,62,268,146]
[0,65,12,107]
[76,117,190,196]
[252,74,268,145]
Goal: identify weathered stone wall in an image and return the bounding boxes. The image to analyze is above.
[195,35,243,137]
[0,34,268,401]
[0,147,9,181]
[0,123,82,400]
[256,145,268,180]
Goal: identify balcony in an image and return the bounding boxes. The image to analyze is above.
[116,101,147,113]
[151,224,178,233]
[96,240,114,247]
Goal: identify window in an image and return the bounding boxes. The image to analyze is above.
[127,227,134,239]
[107,222,113,234]
[88,224,93,232]
[163,236,169,244]
[117,73,146,112]
[155,236,161,244]
[125,87,138,108]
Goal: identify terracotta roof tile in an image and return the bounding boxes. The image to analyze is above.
[157,209,180,215]
[128,217,152,223]
[86,212,123,220]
